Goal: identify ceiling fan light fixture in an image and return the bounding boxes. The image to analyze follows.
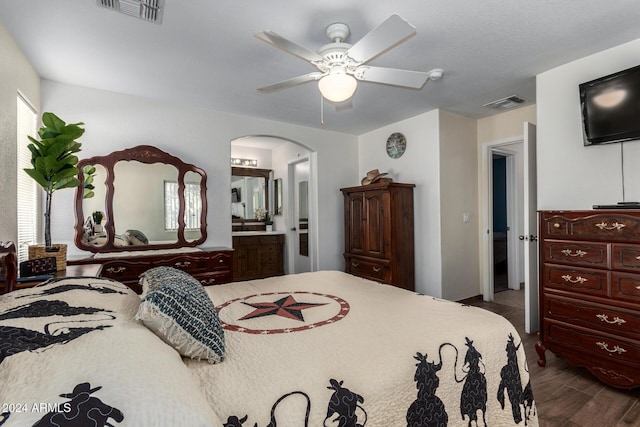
[318,72,357,103]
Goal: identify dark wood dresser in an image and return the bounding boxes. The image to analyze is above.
[537,210,640,388]
[69,247,233,294]
[341,181,415,291]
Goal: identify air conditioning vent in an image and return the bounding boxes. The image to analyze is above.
[97,0,164,24]
[483,95,525,110]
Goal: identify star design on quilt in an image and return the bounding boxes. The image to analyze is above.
[239,295,327,322]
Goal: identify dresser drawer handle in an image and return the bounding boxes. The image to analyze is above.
[596,314,626,325]
[595,221,625,231]
[373,266,381,272]
[106,266,126,274]
[561,274,588,284]
[561,249,587,257]
[175,261,191,268]
[596,341,627,354]
[201,278,216,285]
[636,286,640,291]
[553,223,561,228]
[352,261,360,268]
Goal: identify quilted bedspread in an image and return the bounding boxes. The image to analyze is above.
[0,277,222,426]
[186,271,539,426]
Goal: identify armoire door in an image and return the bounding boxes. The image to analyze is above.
[363,190,385,257]
[346,192,365,254]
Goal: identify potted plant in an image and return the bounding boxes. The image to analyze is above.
[263,212,274,232]
[255,207,273,231]
[92,211,104,233]
[23,112,85,268]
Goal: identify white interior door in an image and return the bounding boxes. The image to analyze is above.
[523,122,538,333]
[288,158,311,274]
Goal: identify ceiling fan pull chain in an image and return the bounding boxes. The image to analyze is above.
[320,94,324,126]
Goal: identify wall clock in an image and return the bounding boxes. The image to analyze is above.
[386,132,406,159]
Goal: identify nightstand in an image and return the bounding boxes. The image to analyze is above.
[15,263,103,290]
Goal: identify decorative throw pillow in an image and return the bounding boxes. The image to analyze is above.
[124,229,149,245]
[139,266,194,297]
[135,267,225,363]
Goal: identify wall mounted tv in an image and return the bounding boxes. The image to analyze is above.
[580,64,640,146]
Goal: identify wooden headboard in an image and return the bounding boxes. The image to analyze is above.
[0,241,17,294]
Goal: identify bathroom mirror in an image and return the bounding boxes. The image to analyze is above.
[231,167,270,220]
[274,177,283,216]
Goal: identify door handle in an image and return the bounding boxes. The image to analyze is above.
[519,235,527,241]
[291,227,297,231]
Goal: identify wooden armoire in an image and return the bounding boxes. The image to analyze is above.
[341,181,415,291]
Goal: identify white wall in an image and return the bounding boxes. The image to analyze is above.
[41,80,358,272]
[358,109,478,299]
[439,111,479,301]
[538,38,640,209]
[0,21,40,242]
[358,109,442,297]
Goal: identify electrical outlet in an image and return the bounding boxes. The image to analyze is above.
[463,212,470,223]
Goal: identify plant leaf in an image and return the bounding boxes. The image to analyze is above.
[23,168,48,189]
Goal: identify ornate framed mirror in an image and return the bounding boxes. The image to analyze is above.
[74,145,207,252]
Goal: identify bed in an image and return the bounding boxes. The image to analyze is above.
[0,270,538,426]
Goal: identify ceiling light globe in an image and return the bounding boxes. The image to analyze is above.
[318,73,357,103]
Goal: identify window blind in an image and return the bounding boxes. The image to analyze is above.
[16,94,39,264]
[164,181,201,230]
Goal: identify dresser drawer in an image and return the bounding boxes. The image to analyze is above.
[542,265,609,297]
[612,244,640,272]
[541,213,640,241]
[100,260,147,280]
[197,271,233,286]
[611,271,640,304]
[165,256,212,273]
[210,252,233,271]
[346,256,390,282]
[542,240,608,268]
[546,322,640,367]
[543,295,640,340]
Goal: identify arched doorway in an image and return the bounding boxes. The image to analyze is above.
[230,135,318,274]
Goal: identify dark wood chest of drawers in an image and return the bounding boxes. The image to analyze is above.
[537,210,640,388]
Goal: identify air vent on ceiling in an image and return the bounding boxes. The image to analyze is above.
[97,0,164,24]
[483,95,525,110]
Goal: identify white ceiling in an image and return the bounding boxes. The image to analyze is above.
[2,1,640,135]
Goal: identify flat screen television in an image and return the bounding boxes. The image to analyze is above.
[580,64,640,146]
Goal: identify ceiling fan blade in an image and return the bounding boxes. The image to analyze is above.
[255,31,324,63]
[345,14,416,64]
[257,72,323,93]
[354,66,430,89]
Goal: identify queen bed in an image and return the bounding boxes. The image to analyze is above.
[0,270,537,426]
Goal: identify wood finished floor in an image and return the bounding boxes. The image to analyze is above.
[462,289,640,427]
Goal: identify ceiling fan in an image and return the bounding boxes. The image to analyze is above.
[255,14,443,105]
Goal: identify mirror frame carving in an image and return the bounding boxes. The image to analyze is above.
[231,166,270,221]
[74,145,208,253]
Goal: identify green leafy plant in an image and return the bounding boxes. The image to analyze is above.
[263,212,273,225]
[23,112,85,249]
[92,211,104,225]
[82,165,96,199]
